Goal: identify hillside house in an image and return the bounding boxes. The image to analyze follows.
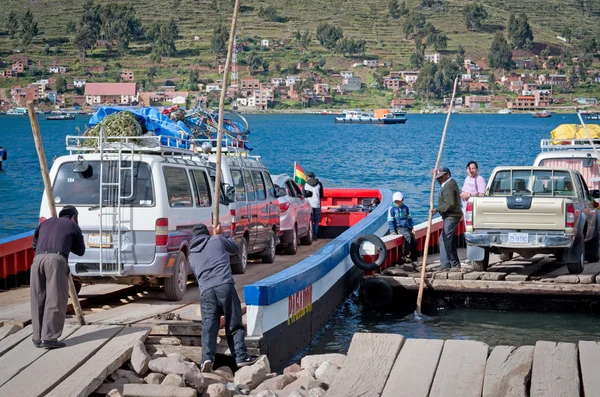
[11,85,39,106]
[515,59,535,69]
[286,75,300,87]
[48,66,67,74]
[84,82,137,106]
[384,78,402,91]
[206,84,221,92]
[252,89,274,110]
[340,71,353,79]
[547,74,568,86]
[261,39,269,48]
[424,53,440,64]
[340,77,361,91]
[120,69,135,81]
[236,98,248,107]
[240,78,260,97]
[464,95,493,109]
[444,97,464,107]
[73,79,86,88]
[508,95,536,110]
[399,71,419,86]
[363,60,378,68]
[271,78,284,87]
[11,60,25,73]
[577,98,598,105]
[139,90,189,106]
[314,83,329,95]
[391,98,416,108]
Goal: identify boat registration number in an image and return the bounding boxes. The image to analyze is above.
[88,234,112,248]
[508,233,528,244]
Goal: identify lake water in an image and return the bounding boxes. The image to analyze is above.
[2,112,600,352]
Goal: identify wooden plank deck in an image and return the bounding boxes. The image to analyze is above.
[335,333,600,397]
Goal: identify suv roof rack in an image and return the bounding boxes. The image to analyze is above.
[540,138,600,151]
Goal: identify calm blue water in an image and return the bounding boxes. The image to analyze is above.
[3,112,600,352]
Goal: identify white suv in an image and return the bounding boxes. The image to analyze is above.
[272,174,313,254]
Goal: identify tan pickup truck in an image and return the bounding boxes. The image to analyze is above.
[464,166,600,273]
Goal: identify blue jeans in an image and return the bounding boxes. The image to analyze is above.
[312,207,322,238]
[200,283,249,363]
[439,218,460,268]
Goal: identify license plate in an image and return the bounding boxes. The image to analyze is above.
[87,234,112,248]
[508,233,528,244]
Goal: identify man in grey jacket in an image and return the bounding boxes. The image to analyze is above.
[189,223,258,372]
[430,167,463,270]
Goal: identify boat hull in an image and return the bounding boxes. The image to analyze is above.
[335,117,407,124]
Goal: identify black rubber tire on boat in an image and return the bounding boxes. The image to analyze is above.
[350,234,387,272]
[359,278,393,309]
[472,249,490,271]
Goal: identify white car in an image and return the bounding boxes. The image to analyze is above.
[272,174,314,254]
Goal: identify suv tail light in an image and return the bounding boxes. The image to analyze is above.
[279,202,291,212]
[155,218,168,246]
[566,203,575,228]
[230,209,236,232]
[39,217,46,224]
[465,201,473,226]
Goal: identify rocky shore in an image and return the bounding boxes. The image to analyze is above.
[97,340,344,397]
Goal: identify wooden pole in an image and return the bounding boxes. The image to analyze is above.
[415,78,459,317]
[27,102,86,326]
[212,0,241,231]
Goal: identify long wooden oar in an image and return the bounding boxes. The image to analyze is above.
[414,77,459,319]
[212,0,241,230]
[27,102,86,326]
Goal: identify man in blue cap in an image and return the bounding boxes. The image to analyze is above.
[431,167,462,270]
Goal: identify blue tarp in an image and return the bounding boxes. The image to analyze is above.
[88,107,252,150]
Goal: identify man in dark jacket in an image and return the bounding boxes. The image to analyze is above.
[189,223,258,372]
[431,167,463,270]
[31,205,85,349]
[303,171,324,240]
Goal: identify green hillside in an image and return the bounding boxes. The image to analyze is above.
[0,0,599,92]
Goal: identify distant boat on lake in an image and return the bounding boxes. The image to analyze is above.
[533,110,552,118]
[498,109,512,114]
[46,114,75,120]
[5,108,27,116]
[335,109,407,124]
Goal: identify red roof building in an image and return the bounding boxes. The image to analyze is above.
[84,83,137,106]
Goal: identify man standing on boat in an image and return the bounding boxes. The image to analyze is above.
[460,161,486,211]
[30,205,85,349]
[189,223,258,372]
[304,171,324,240]
[431,167,462,271]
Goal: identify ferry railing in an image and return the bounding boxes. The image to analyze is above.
[364,217,466,275]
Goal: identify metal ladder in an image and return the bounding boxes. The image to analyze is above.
[97,127,134,275]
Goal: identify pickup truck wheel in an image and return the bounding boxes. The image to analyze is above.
[567,250,585,274]
[472,250,490,271]
[499,252,513,262]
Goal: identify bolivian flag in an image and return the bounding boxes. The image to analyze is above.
[294,162,307,186]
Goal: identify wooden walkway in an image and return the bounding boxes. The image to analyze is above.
[381,249,600,296]
[328,332,599,397]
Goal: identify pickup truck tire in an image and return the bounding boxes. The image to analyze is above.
[499,252,513,262]
[567,239,585,274]
[472,250,490,271]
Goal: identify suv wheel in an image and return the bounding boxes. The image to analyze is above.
[164,251,188,301]
[284,225,298,255]
[262,230,276,263]
[231,237,248,274]
[300,219,314,245]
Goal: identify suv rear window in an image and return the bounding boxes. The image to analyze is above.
[53,160,154,206]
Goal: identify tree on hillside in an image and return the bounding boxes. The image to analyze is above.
[399,1,408,17]
[540,47,550,59]
[436,57,459,97]
[66,20,76,34]
[415,62,437,102]
[507,13,533,49]
[336,38,366,56]
[426,31,448,51]
[410,40,425,69]
[74,25,96,61]
[147,66,158,86]
[19,8,38,47]
[488,32,512,70]
[146,22,162,41]
[98,4,144,54]
[81,0,102,39]
[463,3,488,31]
[456,44,465,68]
[7,10,19,38]
[560,27,572,42]
[580,36,597,55]
[245,52,266,75]
[55,76,68,94]
[403,11,426,38]
[388,0,400,19]
[154,20,177,58]
[211,23,228,66]
[299,31,311,50]
[316,23,344,51]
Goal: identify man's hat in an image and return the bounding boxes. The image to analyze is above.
[307,172,315,178]
[193,224,210,236]
[434,167,450,179]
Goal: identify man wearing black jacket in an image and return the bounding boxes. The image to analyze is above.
[189,223,258,372]
[31,205,85,349]
[303,171,324,240]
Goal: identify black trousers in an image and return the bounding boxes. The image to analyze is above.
[200,283,248,363]
[30,253,69,343]
[397,228,418,262]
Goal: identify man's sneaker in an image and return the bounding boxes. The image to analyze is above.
[201,360,213,373]
[236,355,259,368]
